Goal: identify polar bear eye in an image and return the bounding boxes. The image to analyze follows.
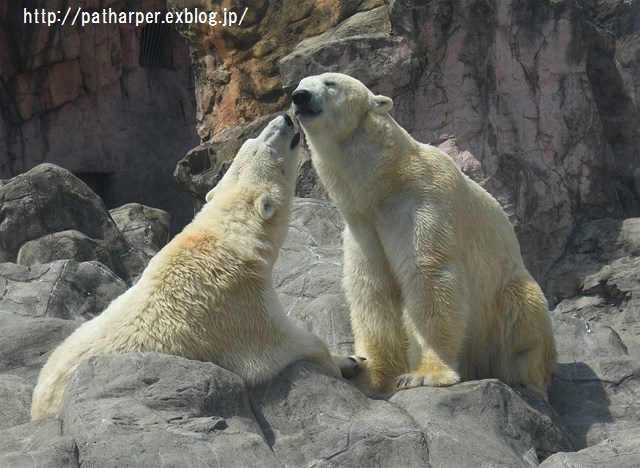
[324,80,336,87]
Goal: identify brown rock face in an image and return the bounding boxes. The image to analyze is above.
[175,0,638,284]
[167,0,383,140]
[0,0,200,232]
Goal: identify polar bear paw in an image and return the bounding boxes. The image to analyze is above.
[395,368,460,390]
[333,355,366,379]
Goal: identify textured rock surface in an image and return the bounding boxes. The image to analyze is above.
[0,0,199,232]
[0,164,172,284]
[0,261,127,324]
[0,164,134,281]
[545,218,640,358]
[167,0,383,140]
[176,0,639,286]
[0,197,639,465]
[109,203,171,258]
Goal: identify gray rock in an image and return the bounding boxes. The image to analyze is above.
[109,203,171,257]
[0,164,137,282]
[0,260,127,323]
[16,229,127,281]
[390,380,573,466]
[280,7,413,94]
[109,203,172,281]
[0,318,78,382]
[274,198,353,355]
[549,357,640,451]
[249,362,430,467]
[0,418,78,468]
[549,314,640,451]
[0,164,150,281]
[0,374,33,429]
[540,427,640,468]
[60,352,280,467]
[174,115,276,202]
[546,218,640,359]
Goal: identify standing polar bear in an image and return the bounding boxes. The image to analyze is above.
[31,115,358,420]
[292,73,556,397]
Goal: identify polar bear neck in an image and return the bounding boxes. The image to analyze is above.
[306,112,416,215]
[191,189,291,268]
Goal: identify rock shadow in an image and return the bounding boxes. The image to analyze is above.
[548,361,612,450]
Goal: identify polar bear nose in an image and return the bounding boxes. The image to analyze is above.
[292,90,312,106]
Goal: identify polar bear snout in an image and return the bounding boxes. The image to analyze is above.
[292,89,323,118]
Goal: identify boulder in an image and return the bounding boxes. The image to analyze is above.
[0,375,33,430]
[0,164,136,282]
[59,353,279,467]
[0,318,78,382]
[390,380,573,466]
[109,203,171,258]
[545,218,640,358]
[0,418,78,467]
[109,203,172,280]
[0,260,127,324]
[274,198,352,355]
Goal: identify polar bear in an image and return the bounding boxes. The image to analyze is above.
[31,115,359,420]
[292,73,557,397]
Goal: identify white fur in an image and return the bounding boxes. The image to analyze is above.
[293,73,556,397]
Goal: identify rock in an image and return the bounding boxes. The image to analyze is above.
[109,203,172,279]
[249,362,430,466]
[274,198,352,354]
[109,203,171,258]
[59,353,280,467]
[16,230,127,281]
[540,427,640,468]
[1,0,199,234]
[167,0,382,140]
[545,218,640,359]
[0,419,78,467]
[549,313,640,452]
[0,164,136,282]
[0,260,127,324]
[174,115,276,201]
[279,6,413,94]
[0,375,33,430]
[390,380,573,466]
[0,318,78,382]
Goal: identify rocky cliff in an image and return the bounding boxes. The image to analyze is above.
[0,165,639,466]
[0,0,200,232]
[174,0,639,285]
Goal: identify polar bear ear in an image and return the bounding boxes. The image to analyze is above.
[205,187,216,203]
[257,194,276,220]
[370,94,393,115]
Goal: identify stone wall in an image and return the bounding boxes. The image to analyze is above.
[173,0,640,283]
[0,0,200,232]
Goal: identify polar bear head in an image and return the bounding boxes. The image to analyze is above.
[205,114,300,221]
[291,73,393,141]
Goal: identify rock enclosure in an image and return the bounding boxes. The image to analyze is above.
[0,166,639,466]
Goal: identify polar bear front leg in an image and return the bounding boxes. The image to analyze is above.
[343,226,409,395]
[394,262,467,390]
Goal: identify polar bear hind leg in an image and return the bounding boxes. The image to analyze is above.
[494,275,557,398]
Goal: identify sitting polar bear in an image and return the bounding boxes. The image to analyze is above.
[292,73,557,397]
[31,115,359,420]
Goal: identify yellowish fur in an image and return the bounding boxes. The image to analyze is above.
[31,116,343,420]
[293,73,556,397]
